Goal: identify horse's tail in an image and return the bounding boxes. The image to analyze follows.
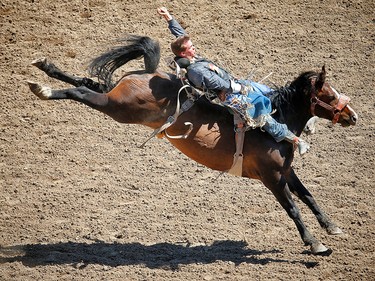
[88,35,160,90]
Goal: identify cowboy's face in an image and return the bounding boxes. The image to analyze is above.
[181,40,196,59]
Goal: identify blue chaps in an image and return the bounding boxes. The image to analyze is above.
[262,115,289,142]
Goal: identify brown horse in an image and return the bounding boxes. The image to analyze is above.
[28,35,358,255]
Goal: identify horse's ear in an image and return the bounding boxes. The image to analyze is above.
[315,65,326,90]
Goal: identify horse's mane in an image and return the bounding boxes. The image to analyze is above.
[269,71,318,123]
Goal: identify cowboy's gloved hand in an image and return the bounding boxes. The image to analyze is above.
[231,81,249,95]
[157,7,172,21]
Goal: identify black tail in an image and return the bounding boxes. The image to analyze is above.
[88,35,160,90]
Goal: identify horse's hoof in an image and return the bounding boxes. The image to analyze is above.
[27,81,51,100]
[311,243,332,256]
[315,247,333,256]
[303,116,319,135]
[31,57,47,69]
[327,226,343,235]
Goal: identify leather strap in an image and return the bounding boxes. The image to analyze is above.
[228,114,246,176]
[139,84,194,148]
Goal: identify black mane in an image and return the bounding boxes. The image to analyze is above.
[269,71,318,125]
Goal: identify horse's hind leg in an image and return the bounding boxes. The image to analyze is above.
[263,174,331,255]
[286,168,343,235]
[27,82,108,111]
[31,58,106,93]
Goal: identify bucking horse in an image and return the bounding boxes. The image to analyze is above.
[27,35,358,255]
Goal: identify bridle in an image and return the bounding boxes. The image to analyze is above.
[310,79,351,124]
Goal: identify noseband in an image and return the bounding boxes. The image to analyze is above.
[310,80,351,124]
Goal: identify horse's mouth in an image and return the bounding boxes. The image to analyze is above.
[341,122,350,127]
[340,118,355,127]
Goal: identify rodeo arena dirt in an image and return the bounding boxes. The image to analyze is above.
[1,0,374,280]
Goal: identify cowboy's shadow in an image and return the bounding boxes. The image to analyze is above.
[0,240,318,270]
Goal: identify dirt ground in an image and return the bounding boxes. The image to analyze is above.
[1,0,374,280]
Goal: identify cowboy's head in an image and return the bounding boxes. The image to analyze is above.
[171,35,196,60]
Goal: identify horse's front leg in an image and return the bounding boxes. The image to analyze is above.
[31,58,106,93]
[27,82,108,111]
[285,168,343,235]
[262,173,331,255]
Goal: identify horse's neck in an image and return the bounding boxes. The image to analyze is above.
[270,87,311,136]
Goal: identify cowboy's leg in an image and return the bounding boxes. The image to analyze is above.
[250,81,272,95]
[237,79,272,95]
[262,115,310,155]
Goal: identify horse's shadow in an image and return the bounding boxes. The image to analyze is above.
[0,240,318,270]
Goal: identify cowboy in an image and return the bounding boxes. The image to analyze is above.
[157,7,310,155]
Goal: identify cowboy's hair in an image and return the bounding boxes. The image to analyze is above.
[170,35,190,56]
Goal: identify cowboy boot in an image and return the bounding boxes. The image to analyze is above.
[284,132,310,156]
[262,115,310,155]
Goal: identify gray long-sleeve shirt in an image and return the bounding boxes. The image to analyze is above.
[167,18,233,93]
[168,18,186,37]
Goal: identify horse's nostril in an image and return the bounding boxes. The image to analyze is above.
[351,115,357,123]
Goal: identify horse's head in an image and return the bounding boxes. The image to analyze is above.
[310,66,358,126]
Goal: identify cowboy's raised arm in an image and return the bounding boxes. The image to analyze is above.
[157,7,186,37]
